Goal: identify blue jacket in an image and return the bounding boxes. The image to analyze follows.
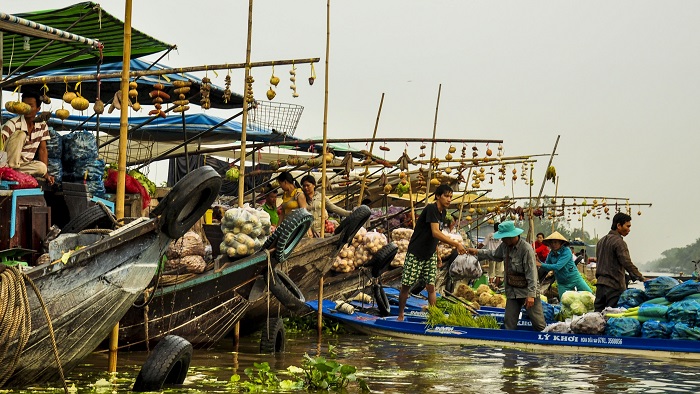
[541,247,591,298]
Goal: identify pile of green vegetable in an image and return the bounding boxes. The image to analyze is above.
[426,299,499,329]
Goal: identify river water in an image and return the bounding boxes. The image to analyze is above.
[10,328,700,393]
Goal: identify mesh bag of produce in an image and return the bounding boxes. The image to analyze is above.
[671,322,700,340]
[0,167,38,189]
[666,299,700,325]
[363,231,388,254]
[543,321,571,333]
[665,280,700,302]
[48,158,62,183]
[62,130,98,163]
[449,254,482,280]
[46,128,62,159]
[644,276,680,299]
[104,169,150,208]
[617,288,648,308]
[571,312,606,335]
[167,231,206,260]
[605,317,641,337]
[641,320,675,339]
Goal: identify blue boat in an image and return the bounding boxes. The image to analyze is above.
[309,299,700,361]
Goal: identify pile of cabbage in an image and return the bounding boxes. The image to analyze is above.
[559,290,596,318]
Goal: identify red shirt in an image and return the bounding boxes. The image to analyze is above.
[533,241,550,263]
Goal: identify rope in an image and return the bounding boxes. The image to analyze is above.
[0,266,68,393]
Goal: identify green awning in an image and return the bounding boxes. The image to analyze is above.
[1,2,172,75]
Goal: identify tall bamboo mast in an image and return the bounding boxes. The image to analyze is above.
[358,93,384,206]
[530,135,559,241]
[108,0,132,373]
[238,0,254,207]
[424,84,441,207]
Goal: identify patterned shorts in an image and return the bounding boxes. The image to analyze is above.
[401,252,438,286]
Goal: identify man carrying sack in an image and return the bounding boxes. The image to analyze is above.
[467,221,546,331]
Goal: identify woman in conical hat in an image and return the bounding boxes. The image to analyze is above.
[538,231,592,300]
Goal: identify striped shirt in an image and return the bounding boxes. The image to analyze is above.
[1,116,49,163]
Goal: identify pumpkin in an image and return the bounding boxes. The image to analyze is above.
[56,108,70,120]
[63,92,77,104]
[70,96,89,111]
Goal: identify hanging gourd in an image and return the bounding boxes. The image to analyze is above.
[309,62,316,85]
[149,81,170,118]
[290,63,299,98]
[223,70,232,103]
[40,84,51,105]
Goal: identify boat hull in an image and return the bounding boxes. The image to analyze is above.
[5,220,166,387]
[312,299,700,362]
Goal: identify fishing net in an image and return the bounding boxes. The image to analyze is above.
[249,100,304,137]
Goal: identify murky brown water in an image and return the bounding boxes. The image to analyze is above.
[8,330,700,393]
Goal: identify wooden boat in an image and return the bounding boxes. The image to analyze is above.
[117,206,314,349]
[0,166,221,388]
[310,299,700,361]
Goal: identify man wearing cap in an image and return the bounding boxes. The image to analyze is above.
[594,212,646,312]
[261,187,280,226]
[537,232,591,300]
[397,184,467,321]
[467,221,546,331]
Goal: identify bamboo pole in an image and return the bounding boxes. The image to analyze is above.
[358,93,385,206]
[317,276,324,339]
[11,58,321,86]
[108,0,132,373]
[238,0,254,208]
[551,176,559,233]
[534,135,560,209]
[406,149,417,228]
[424,84,442,207]
[320,0,332,237]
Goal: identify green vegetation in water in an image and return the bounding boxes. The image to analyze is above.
[426,302,500,329]
[229,345,369,392]
[285,316,349,335]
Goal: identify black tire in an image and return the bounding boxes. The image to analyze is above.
[334,205,370,246]
[364,242,399,277]
[132,335,193,392]
[62,204,115,233]
[372,283,391,317]
[159,167,222,239]
[269,267,308,313]
[409,279,427,296]
[272,209,312,263]
[261,227,279,250]
[259,318,286,354]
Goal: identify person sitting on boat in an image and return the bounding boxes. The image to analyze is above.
[1,91,55,185]
[276,171,307,223]
[397,184,467,321]
[537,232,592,300]
[260,186,280,226]
[533,232,550,263]
[300,174,350,237]
[594,212,646,312]
[467,221,546,331]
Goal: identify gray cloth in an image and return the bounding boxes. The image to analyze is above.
[476,237,540,299]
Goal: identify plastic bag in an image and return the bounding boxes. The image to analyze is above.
[671,322,700,341]
[644,276,680,299]
[665,280,700,302]
[104,169,150,209]
[602,306,628,320]
[543,321,571,333]
[0,167,38,189]
[363,231,388,254]
[449,254,482,280]
[571,312,606,335]
[641,320,675,339]
[666,300,700,325]
[617,288,648,308]
[606,317,641,337]
[62,130,98,163]
[166,231,205,259]
[46,128,62,159]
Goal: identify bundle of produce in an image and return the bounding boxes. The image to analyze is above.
[46,128,62,159]
[332,244,357,273]
[476,284,492,295]
[426,304,500,329]
[164,232,207,274]
[570,312,606,335]
[666,300,700,326]
[605,317,641,337]
[104,169,150,209]
[453,283,477,302]
[543,321,571,333]
[363,231,388,254]
[437,231,463,260]
[644,276,680,299]
[449,254,482,280]
[48,158,63,183]
[607,303,670,323]
[671,322,700,340]
[62,130,97,163]
[616,288,647,308]
[324,219,336,234]
[478,292,506,308]
[641,320,675,339]
[601,306,628,320]
[0,167,39,189]
[390,228,413,268]
[665,280,700,302]
[219,206,271,259]
[128,169,157,197]
[559,290,596,318]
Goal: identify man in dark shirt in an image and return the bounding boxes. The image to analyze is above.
[594,212,646,312]
[397,184,467,321]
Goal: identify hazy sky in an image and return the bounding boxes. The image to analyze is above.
[4,1,700,267]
